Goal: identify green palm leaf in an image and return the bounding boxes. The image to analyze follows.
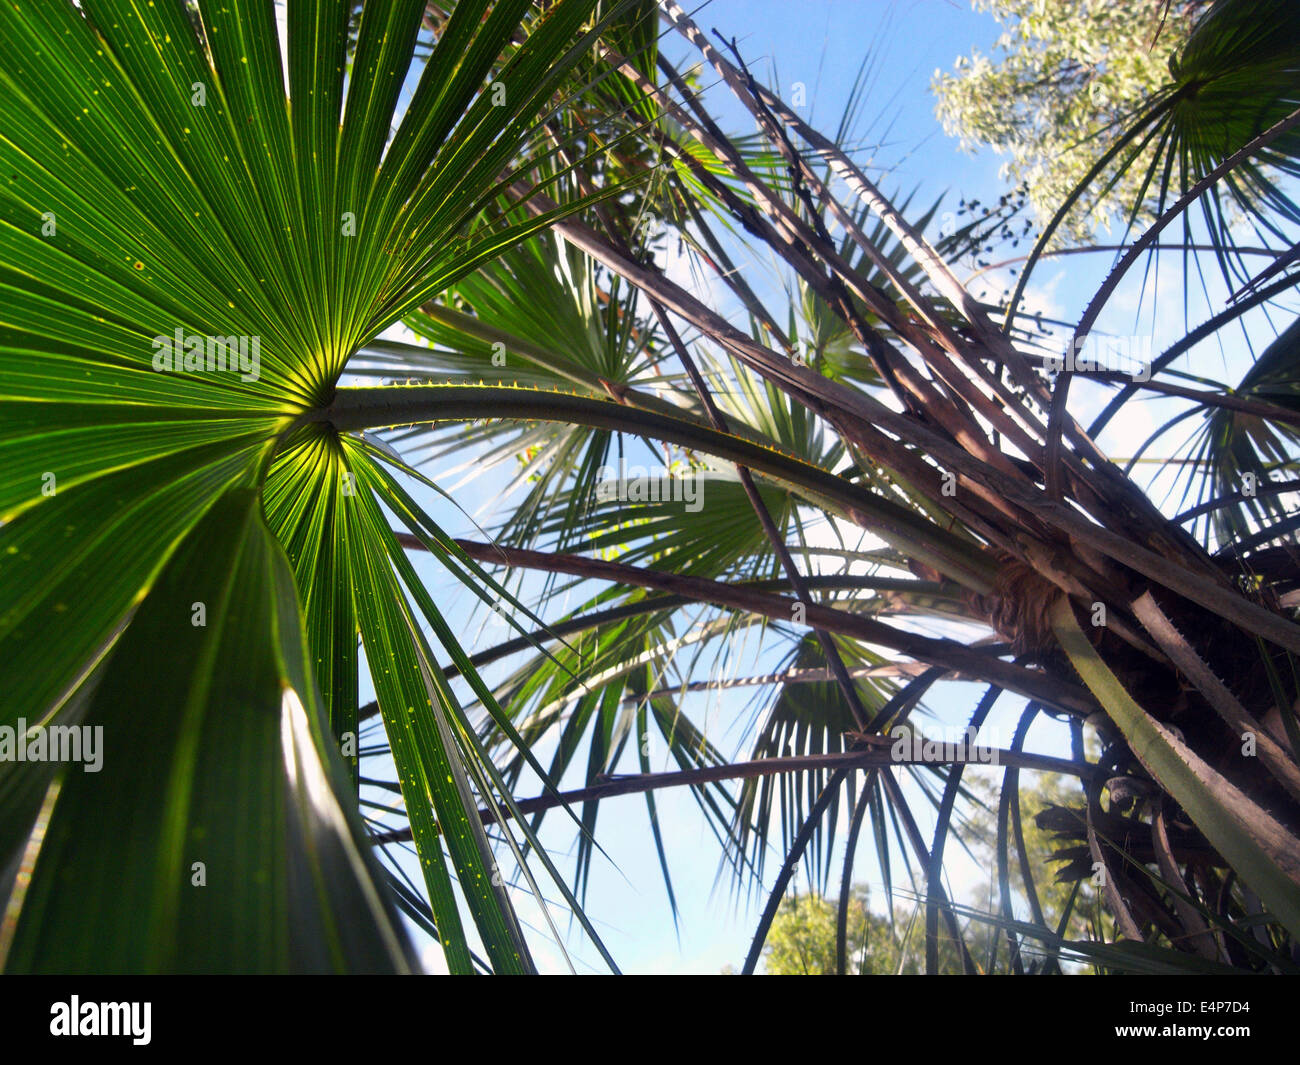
[0,0,626,972]
[2,488,414,973]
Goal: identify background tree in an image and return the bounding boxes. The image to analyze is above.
[764,885,985,975]
[933,0,1209,241]
[763,771,1108,974]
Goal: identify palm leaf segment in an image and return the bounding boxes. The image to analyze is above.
[0,0,619,973]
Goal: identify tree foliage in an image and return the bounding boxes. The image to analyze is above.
[933,0,1207,240]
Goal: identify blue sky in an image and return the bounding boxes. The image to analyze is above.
[353,0,1300,974]
[371,0,1032,976]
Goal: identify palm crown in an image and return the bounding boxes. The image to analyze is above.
[1,0,1298,974]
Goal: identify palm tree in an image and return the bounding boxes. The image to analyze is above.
[0,0,1297,974]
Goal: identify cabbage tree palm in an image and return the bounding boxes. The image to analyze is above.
[1,0,1298,975]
